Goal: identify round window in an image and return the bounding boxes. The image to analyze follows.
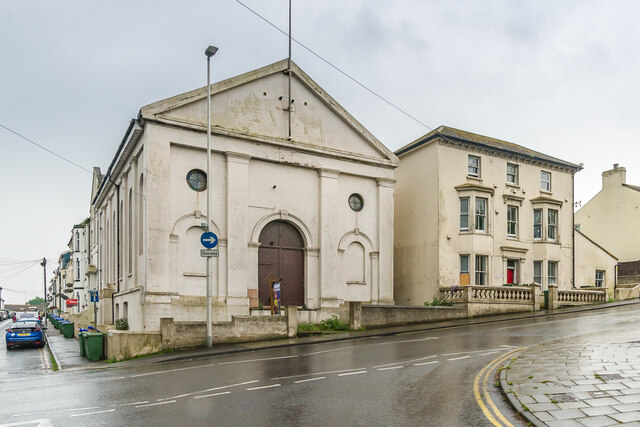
[348,193,364,212]
[186,169,207,192]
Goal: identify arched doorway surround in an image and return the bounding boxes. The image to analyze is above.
[258,220,305,306]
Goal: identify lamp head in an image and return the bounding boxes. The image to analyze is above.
[205,46,219,57]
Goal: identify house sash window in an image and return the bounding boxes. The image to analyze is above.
[547,209,558,241]
[595,270,605,287]
[460,255,470,285]
[475,255,488,285]
[468,155,480,177]
[533,261,542,285]
[507,163,518,184]
[533,209,542,239]
[548,261,557,285]
[507,205,518,237]
[475,198,487,232]
[541,171,551,192]
[460,197,469,231]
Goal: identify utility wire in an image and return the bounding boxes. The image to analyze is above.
[232,0,434,132]
[0,122,93,174]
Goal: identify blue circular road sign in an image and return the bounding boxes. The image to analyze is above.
[201,231,218,249]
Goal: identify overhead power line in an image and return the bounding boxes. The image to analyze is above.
[232,0,434,132]
[0,122,93,174]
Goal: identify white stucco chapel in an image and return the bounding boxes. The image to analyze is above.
[93,59,398,331]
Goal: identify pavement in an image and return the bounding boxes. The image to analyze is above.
[501,328,640,426]
[44,300,640,426]
[44,320,93,370]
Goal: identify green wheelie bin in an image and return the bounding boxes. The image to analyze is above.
[61,321,75,338]
[84,332,105,362]
[78,330,87,357]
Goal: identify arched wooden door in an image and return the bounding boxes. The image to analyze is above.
[258,220,305,306]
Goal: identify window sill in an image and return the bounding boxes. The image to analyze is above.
[467,176,483,183]
[540,190,553,196]
[347,281,366,286]
[506,183,520,189]
[506,236,519,241]
[532,240,561,245]
[459,231,492,237]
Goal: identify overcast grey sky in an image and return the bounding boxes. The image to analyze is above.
[1,0,638,304]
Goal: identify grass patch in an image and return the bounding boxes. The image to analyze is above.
[521,404,530,412]
[507,381,513,386]
[298,315,349,333]
[46,344,59,371]
[528,375,533,379]
[550,399,558,404]
[423,297,453,307]
[494,381,500,388]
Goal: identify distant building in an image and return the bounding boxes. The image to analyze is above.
[574,229,617,298]
[93,59,397,331]
[574,164,640,262]
[394,126,582,305]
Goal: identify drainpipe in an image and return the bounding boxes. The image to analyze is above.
[108,179,121,324]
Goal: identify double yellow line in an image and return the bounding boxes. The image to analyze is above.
[474,347,524,427]
[38,346,51,370]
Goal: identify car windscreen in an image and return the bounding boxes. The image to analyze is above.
[11,321,38,330]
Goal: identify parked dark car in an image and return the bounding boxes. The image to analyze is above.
[5,320,46,350]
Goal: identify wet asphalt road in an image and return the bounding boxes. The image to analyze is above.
[0,318,50,381]
[1,304,639,427]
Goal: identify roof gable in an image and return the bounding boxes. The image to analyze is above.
[140,59,397,166]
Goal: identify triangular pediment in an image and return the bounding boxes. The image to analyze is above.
[140,60,397,166]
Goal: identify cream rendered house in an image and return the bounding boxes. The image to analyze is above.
[93,59,398,331]
[575,164,640,262]
[394,126,581,306]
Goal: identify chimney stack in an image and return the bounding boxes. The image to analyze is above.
[602,163,626,190]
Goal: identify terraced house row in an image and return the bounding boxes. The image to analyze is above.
[51,59,627,339]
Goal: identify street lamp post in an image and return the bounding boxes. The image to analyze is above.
[40,258,47,326]
[205,45,218,348]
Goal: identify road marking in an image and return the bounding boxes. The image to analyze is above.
[294,376,326,384]
[135,400,176,408]
[377,366,403,371]
[130,363,216,377]
[0,419,52,427]
[338,370,367,377]
[448,356,470,361]
[385,337,439,345]
[303,346,357,356]
[38,348,44,369]
[443,348,508,356]
[120,401,149,406]
[69,409,116,417]
[67,407,100,412]
[474,347,524,427]
[247,384,281,391]
[373,355,437,368]
[157,393,191,401]
[272,367,367,380]
[414,361,439,366]
[200,379,259,393]
[219,355,298,365]
[193,391,231,399]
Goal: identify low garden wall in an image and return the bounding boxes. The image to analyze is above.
[105,330,163,362]
[615,284,640,301]
[360,305,467,328]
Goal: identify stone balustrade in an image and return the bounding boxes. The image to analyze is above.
[557,288,606,306]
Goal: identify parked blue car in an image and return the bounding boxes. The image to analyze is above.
[5,320,46,350]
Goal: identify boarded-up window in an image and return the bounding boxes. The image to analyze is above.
[346,242,365,284]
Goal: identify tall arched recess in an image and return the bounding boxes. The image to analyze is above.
[258,220,305,306]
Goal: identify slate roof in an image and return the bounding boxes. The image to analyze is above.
[396,126,581,171]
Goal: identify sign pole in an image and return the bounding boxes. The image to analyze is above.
[204,45,218,348]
